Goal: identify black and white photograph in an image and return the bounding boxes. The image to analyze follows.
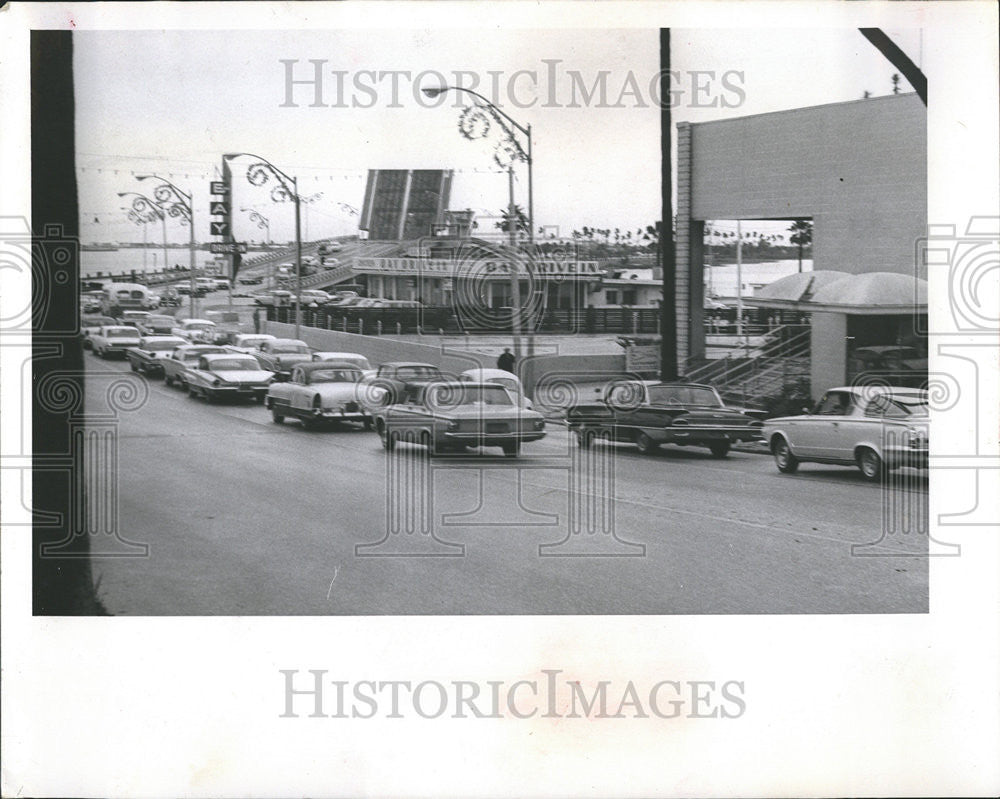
[2,1,998,796]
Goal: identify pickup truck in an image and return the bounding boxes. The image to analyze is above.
[565,380,764,458]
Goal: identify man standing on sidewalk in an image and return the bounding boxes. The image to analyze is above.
[497,347,516,374]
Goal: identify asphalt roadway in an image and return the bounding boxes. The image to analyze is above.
[86,355,929,615]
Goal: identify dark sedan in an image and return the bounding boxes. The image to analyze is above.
[566,381,763,457]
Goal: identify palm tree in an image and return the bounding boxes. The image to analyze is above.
[642,221,662,268]
[787,219,813,273]
[495,205,529,239]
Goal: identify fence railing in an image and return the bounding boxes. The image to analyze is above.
[682,325,812,404]
[266,305,664,335]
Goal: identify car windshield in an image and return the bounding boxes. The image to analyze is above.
[432,385,514,407]
[395,366,441,380]
[185,323,214,331]
[144,340,181,351]
[488,378,520,393]
[272,344,309,354]
[309,368,362,383]
[866,394,928,418]
[238,337,270,346]
[107,328,138,338]
[209,359,259,371]
[648,385,723,407]
[181,348,224,361]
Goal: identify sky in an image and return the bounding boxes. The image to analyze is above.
[74,27,922,245]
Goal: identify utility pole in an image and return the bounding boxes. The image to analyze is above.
[659,28,678,381]
[508,165,521,358]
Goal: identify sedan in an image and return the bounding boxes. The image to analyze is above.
[224,333,277,354]
[185,353,275,403]
[762,386,929,481]
[171,318,218,344]
[460,368,532,409]
[81,315,118,349]
[135,314,178,336]
[90,325,141,358]
[253,338,312,381]
[161,344,228,388]
[125,336,187,375]
[266,362,381,428]
[375,381,546,458]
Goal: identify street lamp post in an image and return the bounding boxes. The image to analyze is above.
[131,174,198,317]
[226,153,303,341]
[119,190,168,286]
[242,207,271,245]
[422,85,534,362]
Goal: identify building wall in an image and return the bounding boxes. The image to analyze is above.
[263,321,627,396]
[810,312,848,397]
[677,93,927,365]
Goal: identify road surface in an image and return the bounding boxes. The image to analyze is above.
[85,356,929,615]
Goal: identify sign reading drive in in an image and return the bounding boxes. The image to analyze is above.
[353,257,601,279]
[209,242,248,254]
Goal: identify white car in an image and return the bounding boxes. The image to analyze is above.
[185,353,275,403]
[90,325,141,358]
[460,368,532,408]
[224,333,277,354]
[211,278,232,290]
[171,318,218,344]
[762,386,929,481]
[266,361,380,428]
[312,351,375,380]
[81,315,119,349]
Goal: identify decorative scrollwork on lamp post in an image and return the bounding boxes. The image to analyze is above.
[226,152,303,340]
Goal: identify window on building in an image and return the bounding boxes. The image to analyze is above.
[606,290,619,304]
[623,289,638,306]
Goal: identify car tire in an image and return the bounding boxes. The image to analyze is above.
[708,441,731,458]
[857,448,885,482]
[502,442,520,458]
[362,417,373,431]
[635,432,659,455]
[187,384,198,399]
[773,436,799,474]
[271,407,285,424]
[379,423,396,451]
[129,360,138,372]
[164,374,174,387]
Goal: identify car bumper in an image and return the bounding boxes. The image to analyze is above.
[443,431,546,445]
[884,448,929,470]
[642,426,763,445]
[312,407,370,421]
[207,385,269,397]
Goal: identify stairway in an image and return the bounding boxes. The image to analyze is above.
[682,325,812,406]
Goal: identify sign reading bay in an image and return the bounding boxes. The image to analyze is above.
[210,221,230,237]
[210,201,229,216]
[209,242,247,254]
[210,181,229,195]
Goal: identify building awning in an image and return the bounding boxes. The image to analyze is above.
[745,271,927,315]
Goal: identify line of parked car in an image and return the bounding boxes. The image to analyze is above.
[81,310,549,458]
[81,310,931,476]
